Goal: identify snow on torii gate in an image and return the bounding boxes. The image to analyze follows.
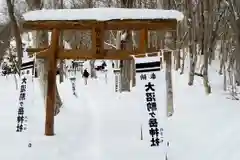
[22,8,183,136]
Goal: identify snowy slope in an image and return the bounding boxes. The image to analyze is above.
[0,60,240,160]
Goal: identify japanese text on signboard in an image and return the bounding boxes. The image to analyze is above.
[141,73,164,147]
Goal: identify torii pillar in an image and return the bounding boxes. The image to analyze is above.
[45,29,59,136]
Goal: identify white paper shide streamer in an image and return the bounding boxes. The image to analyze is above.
[135,57,168,158]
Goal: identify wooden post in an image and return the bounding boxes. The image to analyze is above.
[139,28,148,54]
[45,29,59,136]
[134,28,148,58]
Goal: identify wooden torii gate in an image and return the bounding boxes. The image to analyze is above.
[22,8,181,136]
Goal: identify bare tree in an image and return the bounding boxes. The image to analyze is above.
[5,0,23,73]
[225,0,240,84]
[25,0,63,115]
[119,0,135,92]
[87,0,98,79]
[58,0,65,83]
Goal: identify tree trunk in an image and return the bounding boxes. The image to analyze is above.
[26,0,62,116]
[234,34,240,85]
[131,58,136,87]
[90,60,97,78]
[6,0,23,72]
[119,0,135,92]
[35,31,62,116]
[120,35,131,92]
[59,24,64,83]
[187,0,197,86]
[164,52,174,117]
[202,0,211,94]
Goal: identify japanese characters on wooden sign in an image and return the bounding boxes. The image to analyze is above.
[16,76,28,132]
[135,59,165,147]
[95,27,101,55]
[145,80,164,146]
[16,60,34,132]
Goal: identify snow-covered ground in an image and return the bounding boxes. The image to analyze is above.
[0,59,240,160]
